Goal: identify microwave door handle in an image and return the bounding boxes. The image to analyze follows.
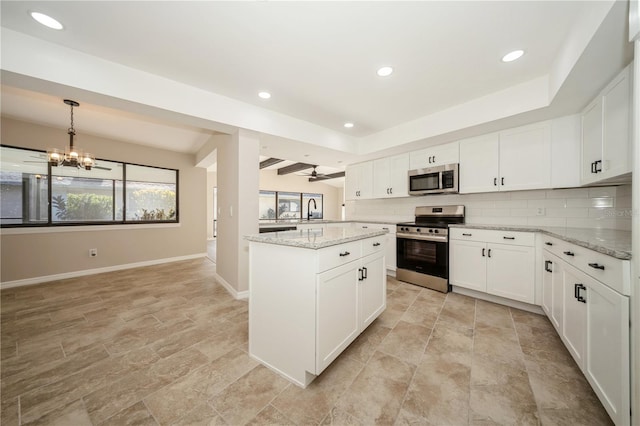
[439,171,443,191]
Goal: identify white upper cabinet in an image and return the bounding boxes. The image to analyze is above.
[345,161,373,200]
[499,122,551,191]
[459,122,551,193]
[550,114,581,188]
[409,142,459,170]
[373,153,409,198]
[580,64,632,185]
[459,133,500,193]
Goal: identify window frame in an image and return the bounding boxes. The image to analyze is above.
[258,190,324,221]
[0,144,179,228]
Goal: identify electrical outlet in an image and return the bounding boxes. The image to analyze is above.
[89,248,98,257]
[536,208,546,216]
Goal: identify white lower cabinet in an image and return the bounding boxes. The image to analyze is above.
[355,223,396,272]
[449,228,535,304]
[542,241,630,426]
[249,236,386,388]
[316,261,360,373]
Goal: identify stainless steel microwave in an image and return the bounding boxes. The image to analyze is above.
[408,163,459,195]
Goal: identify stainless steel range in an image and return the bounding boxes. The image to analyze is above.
[396,205,465,292]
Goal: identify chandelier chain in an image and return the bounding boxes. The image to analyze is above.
[69,103,75,134]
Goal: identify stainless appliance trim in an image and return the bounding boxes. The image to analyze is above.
[397,268,448,293]
[396,232,447,242]
[408,163,459,196]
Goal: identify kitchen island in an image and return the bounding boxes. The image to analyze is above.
[245,227,387,387]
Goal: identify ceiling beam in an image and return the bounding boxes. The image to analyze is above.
[277,162,315,175]
[259,157,284,169]
[309,171,346,182]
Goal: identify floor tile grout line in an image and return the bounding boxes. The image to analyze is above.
[141,399,160,426]
[508,307,543,421]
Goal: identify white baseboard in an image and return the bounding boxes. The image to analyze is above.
[451,286,544,315]
[1,253,208,290]
[214,272,249,300]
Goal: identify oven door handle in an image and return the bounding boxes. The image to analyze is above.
[396,233,448,242]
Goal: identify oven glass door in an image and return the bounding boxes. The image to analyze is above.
[409,172,440,193]
[396,236,448,279]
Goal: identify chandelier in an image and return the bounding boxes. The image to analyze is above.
[47,99,95,170]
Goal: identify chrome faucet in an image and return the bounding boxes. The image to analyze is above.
[307,198,317,221]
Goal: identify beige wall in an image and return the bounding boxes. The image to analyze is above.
[207,171,217,239]
[259,169,343,220]
[0,117,207,283]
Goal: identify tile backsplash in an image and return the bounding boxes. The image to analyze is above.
[345,184,632,230]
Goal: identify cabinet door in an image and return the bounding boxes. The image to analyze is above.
[581,98,603,185]
[602,68,630,179]
[372,158,391,198]
[486,243,535,304]
[387,154,409,197]
[345,164,359,200]
[345,162,373,200]
[316,262,360,373]
[385,232,396,272]
[359,253,386,330]
[449,240,487,292]
[541,252,554,316]
[373,154,408,198]
[499,123,551,191]
[358,162,373,199]
[550,256,564,332]
[585,276,630,425]
[409,142,459,169]
[561,265,587,368]
[459,134,499,193]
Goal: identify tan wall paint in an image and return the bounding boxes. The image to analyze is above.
[0,117,207,283]
[259,169,343,220]
[207,171,217,239]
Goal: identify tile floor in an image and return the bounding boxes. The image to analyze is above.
[1,258,612,425]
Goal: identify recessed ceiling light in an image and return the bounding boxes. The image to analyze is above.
[502,50,524,63]
[258,91,271,99]
[30,12,63,30]
[344,122,354,128]
[376,66,393,77]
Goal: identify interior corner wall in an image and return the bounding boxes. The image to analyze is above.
[259,169,342,220]
[0,117,207,284]
[213,130,259,294]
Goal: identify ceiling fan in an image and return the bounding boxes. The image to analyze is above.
[301,165,329,180]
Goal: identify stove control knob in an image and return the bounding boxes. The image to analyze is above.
[429,229,433,233]
[416,228,421,232]
[434,229,439,234]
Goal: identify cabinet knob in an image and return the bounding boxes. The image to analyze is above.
[563,251,575,257]
[545,242,553,246]
[503,236,515,240]
[575,283,587,303]
[487,249,492,258]
[482,248,486,257]
[588,263,605,270]
[339,251,351,257]
[373,242,381,247]
[544,260,553,272]
[462,233,472,236]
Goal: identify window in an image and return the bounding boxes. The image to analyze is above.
[258,190,323,221]
[277,191,301,220]
[0,145,179,227]
[125,165,177,221]
[51,160,122,223]
[0,146,48,225]
[259,190,276,219]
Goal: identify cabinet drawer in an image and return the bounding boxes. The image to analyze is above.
[571,246,630,295]
[450,228,534,246]
[543,237,630,295]
[362,236,385,257]
[318,241,362,272]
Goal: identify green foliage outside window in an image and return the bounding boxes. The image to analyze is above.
[52,194,112,221]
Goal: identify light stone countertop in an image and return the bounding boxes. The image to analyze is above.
[450,224,632,260]
[258,219,398,227]
[246,227,387,249]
